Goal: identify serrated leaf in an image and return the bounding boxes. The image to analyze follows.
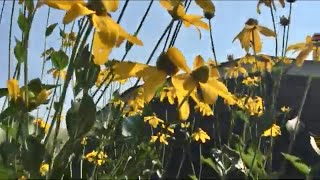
[18,11,29,33]
[14,38,27,63]
[281,153,311,175]
[45,23,58,37]
[50,50,69,70]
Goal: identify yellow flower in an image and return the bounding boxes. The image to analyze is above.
[281,106,291,113]
[233,18,275,53]
[252,54,275,73]
[40,0,143,65]
[242,76,261,87]
[194,0,215,19]
[245,96,264,116]
[150,132,170,145]
[81,137,88,145]
[160,0,209,37]
[225,65,248,79]
[257,0,285,14]
[159,86,177,105]
[194,102,213,116]
[181,122,190,129]
[286,36,317,67]
[238,54,256,65]
[192,128,210,143]
[48,68,67,80]
[18,175,27,180]
[36,89,51,105]
[144,115,164,128]
[172,55,236,120]
[39,162,49,176]
[111,47,191,103]
[95,68,127,87]
[161,124,175,134]
[7,79,20,101]
[33,118,50,133]
[281,57,293,64]
[262,124,281,137]
[84,150,108,166]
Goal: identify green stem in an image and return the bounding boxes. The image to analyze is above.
[209,19,218,65]
[270,4,278,57]
[0,0,6,24]
[284,3,293,55]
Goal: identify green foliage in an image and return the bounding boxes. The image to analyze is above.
[281,153,311,176]
[45,23,58,37]
[50,50,69,70]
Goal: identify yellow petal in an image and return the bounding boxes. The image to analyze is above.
[102,0,119,12]
[7,79,20,101]
[40,0,85,10]
[200,77,234,104]
[258,26,276,37]
[171,74,197,95]
[182,15,209,30]
[286,42,306,52]
[193,55,205,70]
[92,16,119,65]
[166,47,191,73]
[253,29,262,53]
[63,3,95,24]
[36,90,50,104]
[118,26,143,46]
[296,46,313,67]
[142,69,167,102]
[159,0,174,11]
[111,61,151,80]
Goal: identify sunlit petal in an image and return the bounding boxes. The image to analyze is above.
[63,3,95,24]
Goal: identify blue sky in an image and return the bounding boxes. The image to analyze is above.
[0,0,319,115]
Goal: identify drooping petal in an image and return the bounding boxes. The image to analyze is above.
[118,26,143,46]
[7,79,20,101]
[178,96,190,121]
[166,47,191,73]
[102,0,119,12]
[40,0,85,10]
[159,0,174,11]
[286,42,307,52]
[253,29,262,53]
[111,61,151,80]
[195,0,215,18]
[193,55,205,70]
[92,15,119,65]
[63,3,95,24]
[296,46,313,67]
[258,26,276,37]
[182,15,209,30]
[141,69,167,102]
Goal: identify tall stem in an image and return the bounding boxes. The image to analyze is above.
[270,6,278,57]
[284,3,293,55]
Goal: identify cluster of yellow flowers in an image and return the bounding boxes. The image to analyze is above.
[84,150,108,166]
[33,118,50,133]
[237,96,264,116]
[242,76,261,87]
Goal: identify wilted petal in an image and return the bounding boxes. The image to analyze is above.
[183,15,209,30]
[102,0,119,12]
[195,0,215,17]
[167,47,191,73]
[63,3,95,24]
[286,42,306,52]
[258,26,276,37]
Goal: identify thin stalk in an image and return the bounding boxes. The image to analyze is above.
[248,136,262,178]
[198,144,202,180]
[209,19,218,65]
[284,3,293,55]
[176,148,186,178]
[116,0,129,24]
[270,5,278,57]
[0,0,6,24]
[40,8,51,79]
[281,26,286,57]
[8,0,16,80]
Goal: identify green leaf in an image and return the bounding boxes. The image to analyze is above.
[66,94,96,139]
[0,165,15,179]
[45,23,58,37]
[14,38,27,63]
[281,153,311,175]
[233,110,249,124]
[188,175,198,180]
[59,28,66,39]
[74,45,99,95]
[0,88,8,98]
[18,11,29,33]
[25,0,35,12]
[201,155,223,176]
[0,106,17,123]
[50,50,69,70]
